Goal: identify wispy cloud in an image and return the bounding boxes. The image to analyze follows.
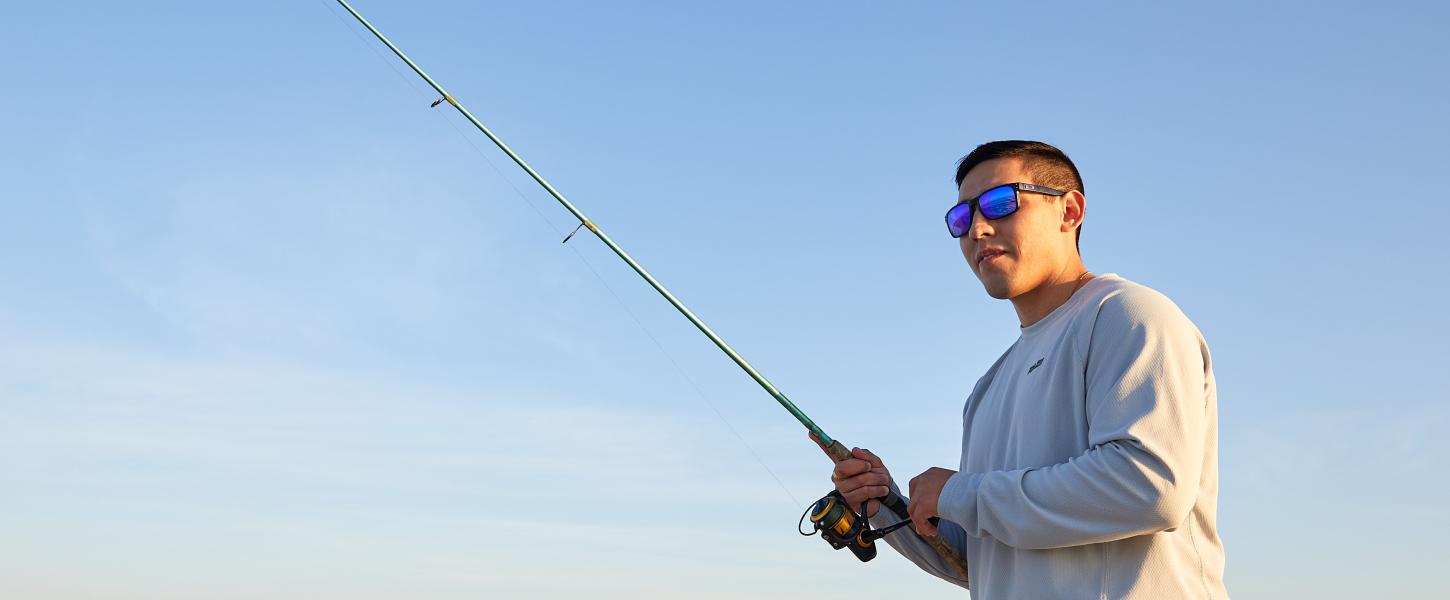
[0,330,938,598]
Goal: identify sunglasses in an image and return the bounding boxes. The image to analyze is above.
[944,182,1067,238]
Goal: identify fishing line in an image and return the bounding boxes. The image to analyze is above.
[315,0,802,509]
[325,0,967,577]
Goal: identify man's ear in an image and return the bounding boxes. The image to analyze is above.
[1061,190,1085,234]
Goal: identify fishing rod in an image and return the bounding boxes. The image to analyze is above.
[331,0,967,579]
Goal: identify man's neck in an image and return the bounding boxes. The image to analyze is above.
[1012,262,1092,328]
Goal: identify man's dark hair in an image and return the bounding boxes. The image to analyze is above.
[954,140,1085,248]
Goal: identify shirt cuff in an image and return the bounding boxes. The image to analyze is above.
[938,471,984,530]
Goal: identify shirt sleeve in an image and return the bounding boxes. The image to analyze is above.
[935,287,1211,550]
[868,483,971,589]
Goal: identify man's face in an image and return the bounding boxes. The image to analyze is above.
[956,158,1075,299]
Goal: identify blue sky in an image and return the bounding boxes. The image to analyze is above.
[2,1,1447,597]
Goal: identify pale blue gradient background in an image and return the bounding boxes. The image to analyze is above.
[2,1,1447,598]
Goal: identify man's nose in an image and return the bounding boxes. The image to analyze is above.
[968,208,993,240]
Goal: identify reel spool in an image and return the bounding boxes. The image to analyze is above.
[799,490,913,562]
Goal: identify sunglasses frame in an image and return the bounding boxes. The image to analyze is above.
[944,182,1068,238]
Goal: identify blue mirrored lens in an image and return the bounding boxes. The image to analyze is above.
[946,202,973,237]
[978,186,1018,219]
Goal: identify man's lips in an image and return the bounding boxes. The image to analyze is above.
[976,248,1007,266]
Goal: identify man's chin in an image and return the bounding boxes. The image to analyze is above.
[979,276,1014,299]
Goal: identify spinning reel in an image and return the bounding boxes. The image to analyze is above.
[799,490,914,562]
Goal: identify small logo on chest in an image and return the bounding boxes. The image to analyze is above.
[1027,357,1044,373]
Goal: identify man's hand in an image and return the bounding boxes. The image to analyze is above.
[810,432,891,518]
[908,467,957,536]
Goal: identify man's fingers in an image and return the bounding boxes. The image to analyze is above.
[908,501,940,536]
[842,485,890,508]
[826,446,893,521]
[832,458,872,479]
[835,471,889,493]
[838,469,889,486]
[852,447,885,470]
[839,479,889,499]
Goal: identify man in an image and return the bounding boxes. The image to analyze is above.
[826,141,1227,598]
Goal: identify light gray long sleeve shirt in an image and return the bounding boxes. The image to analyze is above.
[873,274,1227,599]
